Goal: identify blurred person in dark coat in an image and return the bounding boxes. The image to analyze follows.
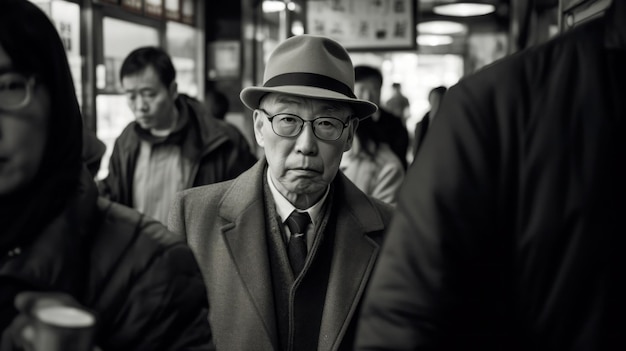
[412,85,446,161]
[0,1,213,349]
[385,82,410,121]
[98,47,256,225]
[356,1,626,350]
[205,89,230,121]
[354,66,410,170]
[169,34,394,351]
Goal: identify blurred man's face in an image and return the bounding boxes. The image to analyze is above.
[253,94,357,207]
[122,65,177,132]
[354,77,381,106]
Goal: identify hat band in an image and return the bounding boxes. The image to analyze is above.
[264,72,356,98]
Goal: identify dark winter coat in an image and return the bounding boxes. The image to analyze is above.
[0,171,213,350]
[357,2,626,350]
[169,159,394,350]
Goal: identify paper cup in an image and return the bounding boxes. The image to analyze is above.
[33,305,95,351]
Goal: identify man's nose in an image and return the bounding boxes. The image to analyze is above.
[131,96,148,111]
[294,122,318,155]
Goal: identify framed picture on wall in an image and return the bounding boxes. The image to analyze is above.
[207,40,240,80]
[306,0,417,51]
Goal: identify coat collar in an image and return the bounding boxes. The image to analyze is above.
[178,94,234,155]
[217,159,386,350]
[217,158,386,233]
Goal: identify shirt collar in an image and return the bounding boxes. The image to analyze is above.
[266,168,329,227]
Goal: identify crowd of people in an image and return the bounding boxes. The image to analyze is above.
[2,0,625,349]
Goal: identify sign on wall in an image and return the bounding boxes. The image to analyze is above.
[208,40,241,80]
[306,0,416,51]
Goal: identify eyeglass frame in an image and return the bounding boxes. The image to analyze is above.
[257,108,354,141]
[0,72,36,111]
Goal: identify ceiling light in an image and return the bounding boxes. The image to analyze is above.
[417,21,467,35]
[262,0,286,13]
[287,2,299,12]
[433,3,496,17]
[417,34,454,46]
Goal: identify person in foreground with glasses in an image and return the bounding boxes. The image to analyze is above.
[0,1,213,350]
[168,34,394,351]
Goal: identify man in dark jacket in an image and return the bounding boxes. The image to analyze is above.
[98,47,256,224]
[356,1,626,350]
[412,85,446,161]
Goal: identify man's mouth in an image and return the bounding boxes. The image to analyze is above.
[290,167,321,174]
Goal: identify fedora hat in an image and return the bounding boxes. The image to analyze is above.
[240,34,378,120]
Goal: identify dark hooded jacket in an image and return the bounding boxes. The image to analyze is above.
[0,1,213,349]
[356,2,626,350]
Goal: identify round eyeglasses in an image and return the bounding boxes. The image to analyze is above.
[258,109,352,141]
[0,73,35,111]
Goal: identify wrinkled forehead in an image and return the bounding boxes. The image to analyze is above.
[260,93,353,116]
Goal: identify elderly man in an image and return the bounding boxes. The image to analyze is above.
[168,34,394,351]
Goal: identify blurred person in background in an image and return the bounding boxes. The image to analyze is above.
[354,66,410,170]
[356,1,626,350]
[385,82,410,122]
[412,85,446,161]
[205,88,229,121]
[0,1,213,349]
[98,46,256,224]
[169,34,394,351]
[340,113,405,205]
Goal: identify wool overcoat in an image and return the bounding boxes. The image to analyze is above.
[169,159,394,350]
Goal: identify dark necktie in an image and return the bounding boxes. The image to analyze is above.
[286,211,311,275]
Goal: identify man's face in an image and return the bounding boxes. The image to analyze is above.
[122,65,177,131]
[353,77,381,106]
[253,94,357,205]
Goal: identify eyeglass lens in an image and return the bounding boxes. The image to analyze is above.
[271,113,347,140]
[0,73,31,109]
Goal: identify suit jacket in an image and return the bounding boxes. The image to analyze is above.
[169,159,394,351]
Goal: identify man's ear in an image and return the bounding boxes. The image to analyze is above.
[343,118,359,152]
[253,110,265,148]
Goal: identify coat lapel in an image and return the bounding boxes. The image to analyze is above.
[318,174,386,350]
[218,161,278,347]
